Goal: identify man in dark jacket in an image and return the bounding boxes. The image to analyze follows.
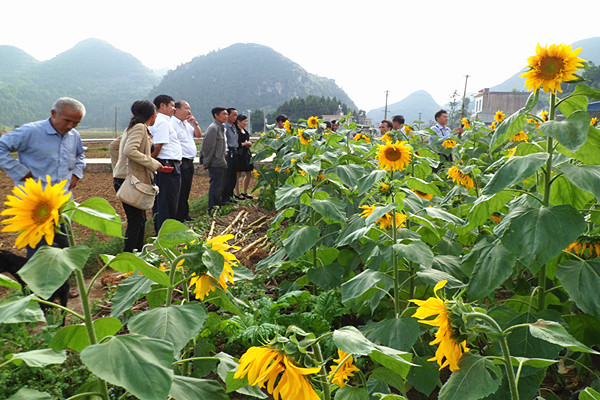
[200,107,229,213]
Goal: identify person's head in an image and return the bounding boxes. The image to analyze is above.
[275,114,288,129]
[379,120,392,135]
[226,108,238,124]
[174,100,191,121]
[331,119,339,131]
[435,109,448,127]
[235,114,249,131]
[392,115,405,130]
[212,107,228,123]
[50,97,86,135]
[153,94,175,117]
[128,100,157,129]
[324,121,332,129]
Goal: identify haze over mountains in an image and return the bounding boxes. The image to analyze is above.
[0,39,355,130]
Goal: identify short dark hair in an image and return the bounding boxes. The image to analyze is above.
[226,107,237,115]
[434,109,448,120]
[380,120,392,129]
[211,107,227,118]
[275,114,288,123]
[324,121,332,129]
[153,94,174,110]
[392,115,405,125]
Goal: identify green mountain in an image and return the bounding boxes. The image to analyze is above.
[149,43,357,128]
[491,37,600,92]
[366,90,442,126]
[0,38,160,129]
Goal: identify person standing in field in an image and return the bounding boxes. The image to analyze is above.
[200,107,229,213]
[234,114,254,200]
[149,94,182,232]
[222,107,239,205]
[172,100,202,222]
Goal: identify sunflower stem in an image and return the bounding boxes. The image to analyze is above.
[165,253,187,307]
[312,342,331,400]
[538,93,556,312]
[64,222,110,400]
[392,210,401,317]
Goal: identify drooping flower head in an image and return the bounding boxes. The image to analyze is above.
[490,122,496,130]
[380,133,393,143]
[253,170,259,178]
[376,140,412,171]
[490,214,502,224]
[190,234,239,300]
[506,147,517,158]
[521,43,585,94]
[442,139,457,148]
[591,117,598,127]
[404,125,413,135]
[354,133,371,142]
[510,130,528,142]
[328,349,359,388]
[298,128,312,145]
[564,235,600,259]
[411,280,469,371]
[380,182,390,192]
[1,175,71,249]
[494,110,505,123]
[317,173,326,181]
[234,346,321,400]
[359,205,406,230]
[540,110,549,122]
[527,118,541,129]
[461,118,470,129]
[447,166,474,189]
[307,116,319,129]
[275,166,281,173]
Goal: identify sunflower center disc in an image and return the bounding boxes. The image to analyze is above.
[385,148,402,161]
[539,56,563,79]
[33,201,51,224]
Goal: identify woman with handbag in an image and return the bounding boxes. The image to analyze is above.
[233,114,254,200]
[111,100,165,252]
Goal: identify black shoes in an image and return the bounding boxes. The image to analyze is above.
[242,193,254,199]
[234,194,245,200]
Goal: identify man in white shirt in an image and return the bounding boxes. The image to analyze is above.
[172,100,202,222]
[430,109,452,145]
[150,94,182,232]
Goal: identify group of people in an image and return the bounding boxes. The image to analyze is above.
[377,109,454,145]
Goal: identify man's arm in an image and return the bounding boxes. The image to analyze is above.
[0,127,32,182]
[201,126,217,168]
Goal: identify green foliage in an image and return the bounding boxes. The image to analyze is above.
[266,95,360,123]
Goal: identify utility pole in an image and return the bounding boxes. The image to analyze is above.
[384,90,389,120]
[460,75,470,120]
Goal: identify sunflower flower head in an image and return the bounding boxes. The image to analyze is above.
[283,120,291,133]
[521,43,585,94]
[412,189,433,201]
[509,130,528,142]
[298,128,312,145]
[527,118,541,129]
[591,117,598,127]
[307,116,319,129]
[506,147,517,158]
[380,182,390,192]
[359,205,406,230]
[447,166,474,190]
[189,234,240,299]
[354,133,371,143]
[376,140,412,171]
[253,170,259,178]
[1,175,71,249]
[461,118,470,129]
[494,110,505,123]
[490,122,496,130]
[410,280,469,371]
[564,235,600,259]
[490,214,502,224]
[317,173,326,181]
[442,139,457,148]
[380,133,393,143]
[328,349,360,388]
[404,125,413,135]
[275,166,281,173]
[540,110,549,122]
[234,346,321,400]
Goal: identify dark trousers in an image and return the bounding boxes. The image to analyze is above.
[208,167,226,211]
[114,178,147,252]
[222,150,239,202]
[154,160,181,233]
[176,158,195,222]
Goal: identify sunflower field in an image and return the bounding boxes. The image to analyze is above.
[2,43,600,400]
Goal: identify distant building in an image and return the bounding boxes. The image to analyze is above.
[472,88,530,124]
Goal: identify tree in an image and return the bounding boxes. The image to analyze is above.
[250,110,265,133]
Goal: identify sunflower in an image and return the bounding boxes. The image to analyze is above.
[291,158,296,164]
[509,130,528,142]
[354,133,371,142]
[234,346,321,400]
[591,117,598,126]
[1,175,71,249]
[253,170,259,178]
[328,349,359,388]
[380,182,390,192]
[283,120,291,133]
[564,236,600,258]
[490,122,496,130]
[540,110,549,122]
[404,125,413,135]
[506,147,517,158]
[461,118,470,129]
[442,139,456,148]
[376,140,412,171]
[297,128,312,145]
[494,110,505,123]
[275,166,281,173]
[189,234,239,299]
[359,205,406,230]
[489,214,502,224]
[300,170,307,175]
[380,133,393,143]
[527,118,540,129]
[307,116,319,129]
[412,190,433,201]
[447,166,474,190]
[411,280,469,371]
[189,274,219,300]
[521,43,585,94]
[317,173,326,181]
[284,169,291,173]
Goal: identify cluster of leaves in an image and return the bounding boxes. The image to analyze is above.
[265,95,362,123]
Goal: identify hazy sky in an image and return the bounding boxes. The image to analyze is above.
[2,0,599,111]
